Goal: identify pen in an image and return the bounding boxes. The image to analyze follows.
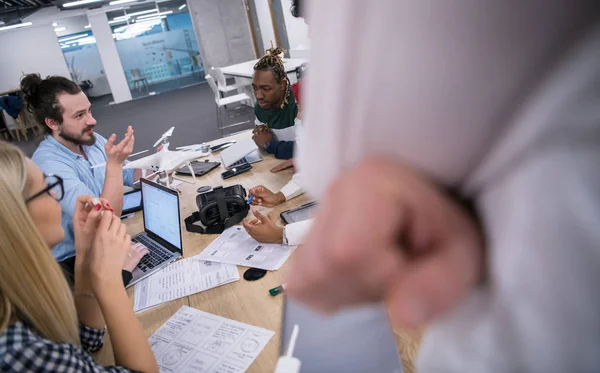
[269,283,286,296]
[247,193,255,205]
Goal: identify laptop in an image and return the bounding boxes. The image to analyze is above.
[127,178,184,287]
[282,298,404,373]
[226,149,263,170]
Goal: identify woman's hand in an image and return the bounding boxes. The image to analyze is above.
[123,243,149,272]
[88,211,132,295]
[73,196,111,259]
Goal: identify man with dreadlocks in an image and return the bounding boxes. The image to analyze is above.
[251,46,298,160]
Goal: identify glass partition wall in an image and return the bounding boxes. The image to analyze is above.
[108,0,204,99]
[56,15,112,101]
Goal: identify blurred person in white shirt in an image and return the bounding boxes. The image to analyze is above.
[286,1,600,372]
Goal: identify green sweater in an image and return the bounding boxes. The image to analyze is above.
[254,89,298,130]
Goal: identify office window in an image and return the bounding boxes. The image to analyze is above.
[109,0,204,99]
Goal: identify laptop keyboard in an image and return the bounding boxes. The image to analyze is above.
[132,235,173,272]
[229,158,249,168]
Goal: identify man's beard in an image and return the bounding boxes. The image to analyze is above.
[58,125,96,146]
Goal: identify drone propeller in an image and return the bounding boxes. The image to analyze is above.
[153,126,175,148]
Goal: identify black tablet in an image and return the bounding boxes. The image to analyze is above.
[280,201,317,224]
[176,160,221,176]
[122,189,143,215]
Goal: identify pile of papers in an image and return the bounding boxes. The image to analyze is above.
[134,258,239,313]
[193,226,297,271]
[149,306,274,372]
[134,226,295,312]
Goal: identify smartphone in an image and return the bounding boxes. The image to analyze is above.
[221,162,252,179]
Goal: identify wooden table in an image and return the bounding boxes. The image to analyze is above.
[96,130,421,372]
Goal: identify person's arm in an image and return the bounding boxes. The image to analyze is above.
[90,212,158,373]
[132,169,143,184]
[284,218,314,246]
[101,126,136,216]
[280,172,304,201]
[266,140,295,159]
[102,162,126,216]
[96,286,157,372]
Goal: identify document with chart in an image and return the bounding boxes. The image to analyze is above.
[134,259,240,312]
[194,226,297,270]
[149,306,274,373]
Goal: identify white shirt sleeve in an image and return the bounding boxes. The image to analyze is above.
[255,117,265,126]
[279,173,304,201]
[283,219,313,246]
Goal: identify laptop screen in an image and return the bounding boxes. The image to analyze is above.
[140,179,182,251]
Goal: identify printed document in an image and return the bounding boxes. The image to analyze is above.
[149,306,274,373]
[134,259,239,312]
[193,226,297,270]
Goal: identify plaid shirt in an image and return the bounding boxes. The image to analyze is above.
[0,321,137,372]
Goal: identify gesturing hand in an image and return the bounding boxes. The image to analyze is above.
[243,208,284,244]
[248,185,285,207]
[88,211,132,294]
[286,157,484,328]
[105,125,135,165]
[73,196,100,258]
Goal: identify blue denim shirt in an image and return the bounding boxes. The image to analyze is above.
[31,134,135,261]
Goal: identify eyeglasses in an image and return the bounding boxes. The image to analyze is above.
[25,174,64,203]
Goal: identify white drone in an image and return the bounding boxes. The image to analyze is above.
[94,127,210,188]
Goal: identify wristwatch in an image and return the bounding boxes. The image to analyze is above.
[263,141,271,150]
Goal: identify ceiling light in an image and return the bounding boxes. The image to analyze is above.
[0,22,32,32]
[137,10,172,19]
[52,22,58,26]
[62,0,103,7]
[136,15,165,23]
[108,19,127,24]
[109,0,136,5]
[54,26,67,32]
[113,15,131,21]
[59,33,89,42]
[178,4,186,10]
[124,9,157,17]
[84,24,91,28]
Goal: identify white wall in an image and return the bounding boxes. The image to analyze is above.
[0,25,71,92]
[89,12,132,103]
[253,0,309,52]
[280,0,308,49]
[254,0,275,53]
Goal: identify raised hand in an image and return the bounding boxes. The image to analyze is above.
[105,125,135,165]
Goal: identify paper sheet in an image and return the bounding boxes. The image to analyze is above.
[193,226,297,271]
[134,259,240,312]
[149,306,274,373]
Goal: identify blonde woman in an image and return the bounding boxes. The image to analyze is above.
[0,141,158,372]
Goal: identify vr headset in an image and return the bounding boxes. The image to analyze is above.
[185,185,249,234]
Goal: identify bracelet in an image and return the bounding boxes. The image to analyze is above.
[73,290,96,299]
